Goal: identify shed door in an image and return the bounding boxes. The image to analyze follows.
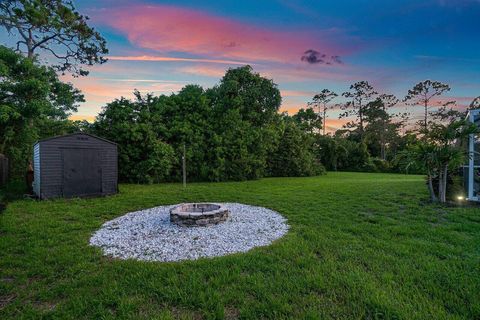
[63,149,102,197]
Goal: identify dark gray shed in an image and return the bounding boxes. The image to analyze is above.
[33,133,118,199]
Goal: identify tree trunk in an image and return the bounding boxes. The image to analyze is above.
[359,104,364,139]
[380,135,386,160]
[323,108,326,135]
[440,165,448,203]
[438,170,443,203]
[27,29,34,59]
[424,100,428,132]
[27,46,34,59]
[427,170,437,202]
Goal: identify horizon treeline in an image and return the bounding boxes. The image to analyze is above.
[2,44,479,184]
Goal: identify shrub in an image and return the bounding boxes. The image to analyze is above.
[267,120,325,177]
[370,158,392,172]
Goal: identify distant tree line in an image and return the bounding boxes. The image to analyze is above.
[2,39,478,188]
[84,66,476,186]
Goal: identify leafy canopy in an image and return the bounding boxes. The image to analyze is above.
[0,0,108,76]
[0,45,84,177]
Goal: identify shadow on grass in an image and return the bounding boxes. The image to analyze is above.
[0,180,27,212]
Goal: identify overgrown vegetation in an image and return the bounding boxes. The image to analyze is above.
[91,67,323,182]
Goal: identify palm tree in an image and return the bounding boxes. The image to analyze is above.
[397,118,476,203]
[398,142,438,201]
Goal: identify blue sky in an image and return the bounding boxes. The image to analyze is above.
[12,0,480,129]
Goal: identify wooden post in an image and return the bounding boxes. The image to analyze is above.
[182,144,186,189]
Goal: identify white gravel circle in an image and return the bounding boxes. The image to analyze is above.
[90,203,289,262]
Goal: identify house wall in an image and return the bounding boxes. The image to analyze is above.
[37,133,117,199]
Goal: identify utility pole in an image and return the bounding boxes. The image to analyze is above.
[182,143,186,189]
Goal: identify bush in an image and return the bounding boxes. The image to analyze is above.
[92,97,175,183]
[370,158,392,172]
[267,120,325,177]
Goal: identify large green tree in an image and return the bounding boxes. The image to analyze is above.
[363,97,402,160]
[0,45,83,177]
[208,66,282,180]
[268,117,323,177]
[340,81,377,138]
[152,85,218,181]
[0,0,108,76]
[404,80,452,131]
[292,106,322,134]
[309,89,337,135]
[315,135,347,171]
[92,92,174,184]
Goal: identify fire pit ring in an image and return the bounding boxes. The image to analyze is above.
[170,203,230,227]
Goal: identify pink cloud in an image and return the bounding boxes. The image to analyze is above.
[98,4,354,64]
[109,55,249,65]
[414,96,478,111]
[260,64,358,82]
[65,76,185,118]
[280,90,316,97]
[177,65,228,78]
[72,78,183,101]
[171,61,359,83]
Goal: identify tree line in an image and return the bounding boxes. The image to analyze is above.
[90,66,324,183]
[1,0,479,204]
[3,40,476,189]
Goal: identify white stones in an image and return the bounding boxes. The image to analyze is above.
[89,203,289,262]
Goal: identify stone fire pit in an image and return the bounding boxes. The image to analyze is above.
[170,203,229,227]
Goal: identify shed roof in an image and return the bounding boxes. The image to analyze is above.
[35,132,117,146]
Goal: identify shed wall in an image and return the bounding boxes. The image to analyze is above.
[38,134,117,199]
[33,144,40,196]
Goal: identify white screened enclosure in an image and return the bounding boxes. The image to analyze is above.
[466,109,480,201]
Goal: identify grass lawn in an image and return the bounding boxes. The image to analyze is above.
[0,172,479,319]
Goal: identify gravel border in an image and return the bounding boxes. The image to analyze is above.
[89,203,289,262]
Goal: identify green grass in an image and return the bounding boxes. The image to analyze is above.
[0,172,479,319]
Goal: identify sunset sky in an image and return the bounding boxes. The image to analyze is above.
[25,1,480,130]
